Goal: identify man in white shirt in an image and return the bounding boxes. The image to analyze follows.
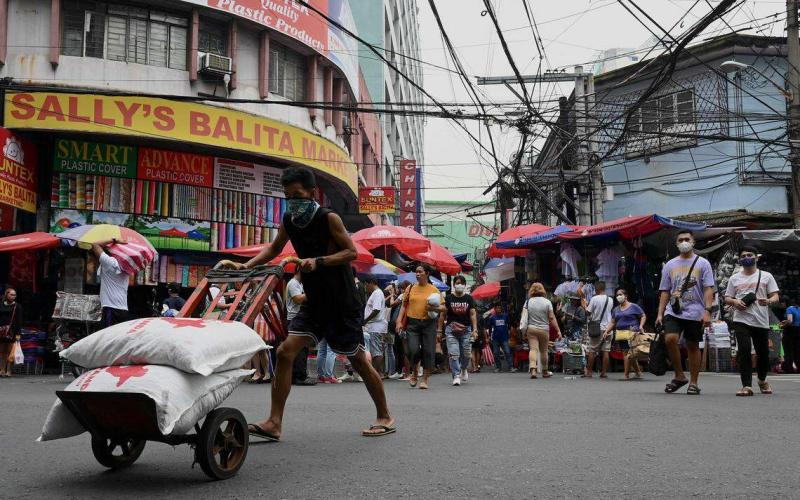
[286,271,316,386]
[724,246,780,396]
[92,239,130,328]
[363,277,388,377]
[585,281,613,378]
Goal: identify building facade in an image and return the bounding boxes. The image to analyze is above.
[352,0,425,225]
[529,34,790,226]
[0,0,385,289]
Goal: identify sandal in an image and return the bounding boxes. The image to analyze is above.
[409,373,418,388]
[757,381,773,394]
[664,378,689,393]
[542,371,552,378]
[736,386,754,397]
[248,423,280,442]
[686,384,701,395]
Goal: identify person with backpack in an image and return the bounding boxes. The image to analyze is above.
[584,281,613,378]
[724,246,779,396]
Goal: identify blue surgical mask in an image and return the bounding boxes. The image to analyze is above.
[286,198,319,228]
[739,256,756,267]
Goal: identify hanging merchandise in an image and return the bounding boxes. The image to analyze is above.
[560,243,581,279]
[595,245,624,294]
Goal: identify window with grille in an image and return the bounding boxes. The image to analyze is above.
[61,1,187,70]
[199,20,228,56]
[626,89,696,157]
[269,43,306,101]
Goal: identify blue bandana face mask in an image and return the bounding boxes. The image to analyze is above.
[286,198,319,228]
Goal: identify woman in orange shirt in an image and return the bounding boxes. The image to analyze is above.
[396,264,445,389]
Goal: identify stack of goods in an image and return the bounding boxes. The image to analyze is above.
[19,327,47,368]
[128,256,214,287]
[706,321,734,373]
[39,317,265,441]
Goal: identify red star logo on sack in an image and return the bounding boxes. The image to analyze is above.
[105,365,149,387]
[161,318,207,329]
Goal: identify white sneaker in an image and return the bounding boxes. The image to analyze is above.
[337,373,354,382]
[417,366,424,377]
[354,374,363,382]
[452,375,461,386]
[461,369,468,383]
[388,372,402,380]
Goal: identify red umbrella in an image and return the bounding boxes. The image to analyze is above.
[471,282,501,300]
[406,240,461,275]
[225,240,375,265]
[0,232,59,252]
[56,225,157,275]
[352,225,430,254]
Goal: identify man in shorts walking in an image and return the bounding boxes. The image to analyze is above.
[656,231,715,395]
[363,277,388,378]
[585,281,613,378]
[234,167,394,439]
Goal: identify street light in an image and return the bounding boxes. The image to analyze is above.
[720,60,793,101]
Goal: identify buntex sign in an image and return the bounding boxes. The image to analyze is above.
[358,186,395,214]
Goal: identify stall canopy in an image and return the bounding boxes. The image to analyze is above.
[471,281,500,301]
[0,232,59,252]
[226,240,375,265]
[495,225,578,249]
[737,229,800,253]
[488,224,551,257]
[559,214,706,241]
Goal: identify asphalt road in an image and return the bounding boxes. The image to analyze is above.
[1,371,799,499]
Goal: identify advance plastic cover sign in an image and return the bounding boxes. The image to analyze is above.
[199,0,360,99]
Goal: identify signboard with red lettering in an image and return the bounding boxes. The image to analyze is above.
[0,127,37,213]
[398,160,418,230]
[358,186,395,214]
[137,147,214,187]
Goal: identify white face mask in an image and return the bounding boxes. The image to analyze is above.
[616,295,626,303]
[454,284,466,294]
[677,241,694,254]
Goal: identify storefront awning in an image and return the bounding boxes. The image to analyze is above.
[495,225,578,249]
[560,214,706,241]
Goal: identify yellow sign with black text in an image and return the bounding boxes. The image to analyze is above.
[4,92,358,194]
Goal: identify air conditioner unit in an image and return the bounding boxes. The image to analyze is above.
[198,52,232,76]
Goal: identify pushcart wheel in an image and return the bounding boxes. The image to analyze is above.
[195,407,249,480]
[91,436,146,469]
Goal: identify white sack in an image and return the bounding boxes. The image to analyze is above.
[38,366,252,441]
[60,317,265,375]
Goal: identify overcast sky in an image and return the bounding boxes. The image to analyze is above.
[417,0,785,207]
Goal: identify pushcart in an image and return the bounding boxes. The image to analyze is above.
[56,261,291,480]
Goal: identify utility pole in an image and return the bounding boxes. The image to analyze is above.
[477,69,603,225]
[787,0,800,228]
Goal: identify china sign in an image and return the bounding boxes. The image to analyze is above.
[398,160,419,231]
[5,92,358,194]
[194,0,359,99]
[0,127,37,213]
[359,186,395,214]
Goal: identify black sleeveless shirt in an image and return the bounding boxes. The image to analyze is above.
[282,207,361,317]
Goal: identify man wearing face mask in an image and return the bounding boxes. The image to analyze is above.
[232,167,394,440]
[724,247,779,396]
[656,231,715,395]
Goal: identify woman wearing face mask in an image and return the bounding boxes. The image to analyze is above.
[602,288,646,380]
[439,275,478,386]
[0,288,22,377]
[396,264,445,389]
[724,247,780,396]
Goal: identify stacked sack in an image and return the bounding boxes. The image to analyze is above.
[39,317,265,441]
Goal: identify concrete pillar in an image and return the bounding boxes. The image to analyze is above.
[332,78,344,136]
[306,56,318,119]
[323,66,333,126]
[228,20,237,90]
[50,0,60,68]
[189,9,199,82]
[259,32,269,99]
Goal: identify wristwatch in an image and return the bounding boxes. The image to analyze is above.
[704,306,713,313]
[315,256,325,268]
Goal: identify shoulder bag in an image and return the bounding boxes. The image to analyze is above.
[519,298,530,332]
[398,284,414,331]
[671,255,700,315]
[587,296,611,338]
[648,323,668,376]
[0,304,17,341]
